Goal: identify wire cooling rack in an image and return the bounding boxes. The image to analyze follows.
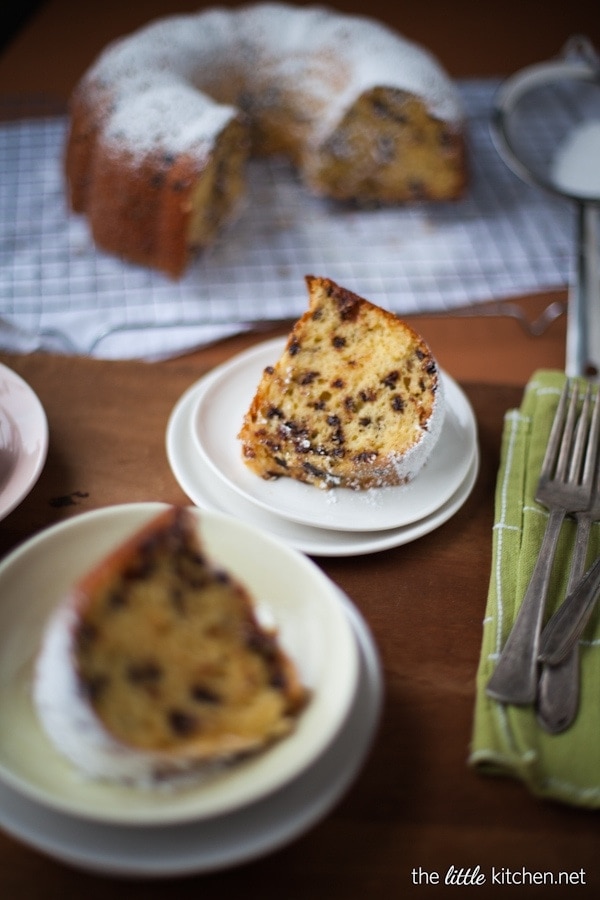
[0,81,578,359]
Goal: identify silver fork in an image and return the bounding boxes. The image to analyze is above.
[536,486,600,732]
[486,379,600,706]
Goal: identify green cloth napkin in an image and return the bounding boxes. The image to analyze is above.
[470,369,600,808]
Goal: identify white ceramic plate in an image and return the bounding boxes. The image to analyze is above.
[192,338,477,531]
[0,597,381,878]
[167,371,480,557]
[0,503,359,826]
[0,363,48,521]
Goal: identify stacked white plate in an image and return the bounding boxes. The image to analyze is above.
[167,337,479,557]
[0,503,382,877]
[0,362,48,522]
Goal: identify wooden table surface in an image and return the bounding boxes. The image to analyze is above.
[1,1,599,897]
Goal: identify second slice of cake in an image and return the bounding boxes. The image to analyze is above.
[239,276,445,491]
[33,507,308,787]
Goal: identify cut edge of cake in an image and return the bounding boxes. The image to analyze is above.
[238,275,445,491]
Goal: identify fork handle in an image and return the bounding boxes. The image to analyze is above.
[538,553,600,663]
[535,561,600,730]
[536,515,592,733]
[487,507,565,705]
[537,647,580,733]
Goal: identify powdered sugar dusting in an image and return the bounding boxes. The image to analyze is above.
[363,371,446,490]
[103,83,237,157]
[551,120,600,198]
[83,2,463,160]
[389,389,445,483]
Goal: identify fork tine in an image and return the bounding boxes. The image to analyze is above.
[536,385,600,732]
[580,383,600,488]
[564,383,590,482]
[541,380,571,481]
[555,381,580,481]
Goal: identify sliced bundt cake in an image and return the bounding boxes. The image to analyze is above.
[238,275,444,490]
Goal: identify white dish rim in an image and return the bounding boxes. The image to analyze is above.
[0,596,382,878]
[167,374,480,556]
[191,337,477,532]
[0,362,48,522]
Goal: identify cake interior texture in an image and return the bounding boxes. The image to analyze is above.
[238,275,444,490]
[69,508,307,758]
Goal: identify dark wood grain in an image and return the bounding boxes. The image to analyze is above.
[0,344,598,898]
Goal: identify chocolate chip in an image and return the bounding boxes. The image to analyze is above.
[382,370,399,388]
[299,371,319,385]
[191,685,221,704]
[355,451,378,463]
[127,660,163,686]
[303,461,328,479]
[105,588,128,611]
[76,621,98,649]
[270,671,287,690]
[83,674,109,702]
[168,709,199,737]
[336,294,361,321]
[214,569,230,585]
[371,96,408,124]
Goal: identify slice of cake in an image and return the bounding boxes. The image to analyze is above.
[238,276,444,490]
[33,507,308,787]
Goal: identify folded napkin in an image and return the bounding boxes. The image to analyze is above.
[470,369,600,808]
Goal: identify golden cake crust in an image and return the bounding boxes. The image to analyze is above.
[238,275,444,490]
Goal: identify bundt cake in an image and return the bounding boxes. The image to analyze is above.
[33,506,308,786]
[238,275,445,490]
[65,2,467,277]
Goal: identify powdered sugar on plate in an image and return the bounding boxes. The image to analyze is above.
[551,120,600,198]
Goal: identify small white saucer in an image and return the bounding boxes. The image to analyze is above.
[191,338,477,532]
[0,596,382,878]
[0,363,48,521]
[167,374,479,557]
